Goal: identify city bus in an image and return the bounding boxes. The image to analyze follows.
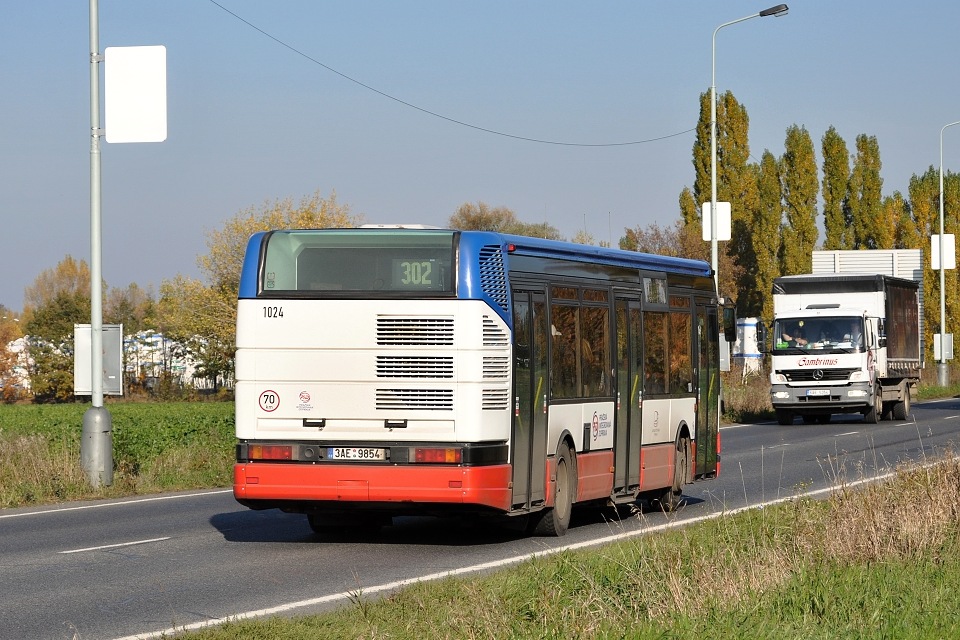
[233,226,733,536]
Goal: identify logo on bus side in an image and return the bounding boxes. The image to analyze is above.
[592,411,611,441]
[259,390,280,412]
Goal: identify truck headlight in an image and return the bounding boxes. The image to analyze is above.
[849,371,865,382]
[773,391,790,399]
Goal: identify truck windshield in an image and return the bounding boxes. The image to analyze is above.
[773,317,863,353]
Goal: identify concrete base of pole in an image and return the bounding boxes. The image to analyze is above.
[938,362,951,388]
[81,406,113,488]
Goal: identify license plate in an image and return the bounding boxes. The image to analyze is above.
[327,447,387,461]
[806,389,830,396]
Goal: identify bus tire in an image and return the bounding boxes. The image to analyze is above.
[532,443,575,537]
[652,436,688,512]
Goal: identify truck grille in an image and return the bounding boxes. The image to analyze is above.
[782,368,857,382]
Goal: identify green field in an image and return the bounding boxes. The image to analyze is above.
[0,401,234,507]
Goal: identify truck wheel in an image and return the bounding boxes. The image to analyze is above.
[863,386,881,424]
[892,386,911,420]
[776,409,794,426]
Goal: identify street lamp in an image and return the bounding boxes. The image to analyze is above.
[938,120,960,386]
[710,4,788,292]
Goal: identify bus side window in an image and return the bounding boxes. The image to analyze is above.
[550,305,578,399]
[581,305,609,397]
[643,310,668,395]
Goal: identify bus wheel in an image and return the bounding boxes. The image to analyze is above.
[532,444,575,537]
[653,436,688,512]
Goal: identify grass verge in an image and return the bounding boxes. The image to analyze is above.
[181,455,960,639]
[0,402,234,507]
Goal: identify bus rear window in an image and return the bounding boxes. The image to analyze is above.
[260,229,456,295]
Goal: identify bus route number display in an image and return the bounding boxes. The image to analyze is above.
[392,259,440,290]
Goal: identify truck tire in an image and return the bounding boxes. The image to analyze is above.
[892,385,911,420]
[863,385,881,424]
[776,409,794,426]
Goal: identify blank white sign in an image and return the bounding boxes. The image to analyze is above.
[105,45,167,143]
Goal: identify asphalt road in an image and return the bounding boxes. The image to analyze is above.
[2,397,959,640]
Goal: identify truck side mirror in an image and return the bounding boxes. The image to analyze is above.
[757,322,768,354]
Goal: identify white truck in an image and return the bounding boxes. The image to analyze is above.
[765,272,922,425]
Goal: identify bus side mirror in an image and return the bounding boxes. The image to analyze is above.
[722,306,736,343]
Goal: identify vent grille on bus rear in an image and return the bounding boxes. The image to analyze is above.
[483,356,509,379]
[376,356,454,378]
[478,245,509,314]
[482,389,509,410]
[482,315,509,347]
[376,389,454,410]
[377,317,454,346]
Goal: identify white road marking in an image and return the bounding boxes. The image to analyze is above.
[0,489,233,520]
[60,537,171,555]
[835,431,859,437]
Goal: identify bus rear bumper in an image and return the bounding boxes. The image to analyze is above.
[233,462,513,513]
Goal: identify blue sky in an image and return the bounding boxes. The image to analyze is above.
[2,1,959,311]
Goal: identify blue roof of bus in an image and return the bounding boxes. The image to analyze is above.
[238,228,712,299]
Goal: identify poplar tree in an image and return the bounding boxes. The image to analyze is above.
[821,126,850,250]
[908,168,944,356]
[875,193,903,250]
[687,89,751,299]
[752,151,783,321]
[847,134,884,248]
[779,125,819,275]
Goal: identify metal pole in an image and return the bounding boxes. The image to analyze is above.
[82,0,113,487]
[710,5,788,295]
[938,121,960,387]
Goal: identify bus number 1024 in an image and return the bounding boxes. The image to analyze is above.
[263,306,284,318]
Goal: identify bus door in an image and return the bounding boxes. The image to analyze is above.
[511,289,548,508]
[695,302,720,477]
[613,295,643,494]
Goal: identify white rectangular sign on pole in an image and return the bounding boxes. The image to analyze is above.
[931,234,956,270]
[701,202,731,241]
[74,324,124,396]
[105,45,167,143]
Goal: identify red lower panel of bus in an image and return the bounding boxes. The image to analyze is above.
[575,450,615,502]
[638,443,674,492]
[234,462,514,512]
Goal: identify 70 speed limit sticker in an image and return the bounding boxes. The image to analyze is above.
[259,390,280,412]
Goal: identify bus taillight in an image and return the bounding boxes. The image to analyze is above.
[249,444,293,460]
[414,447,462,464]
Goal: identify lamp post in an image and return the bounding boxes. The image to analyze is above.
[710,4,788,292]
[938,121,960,386]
